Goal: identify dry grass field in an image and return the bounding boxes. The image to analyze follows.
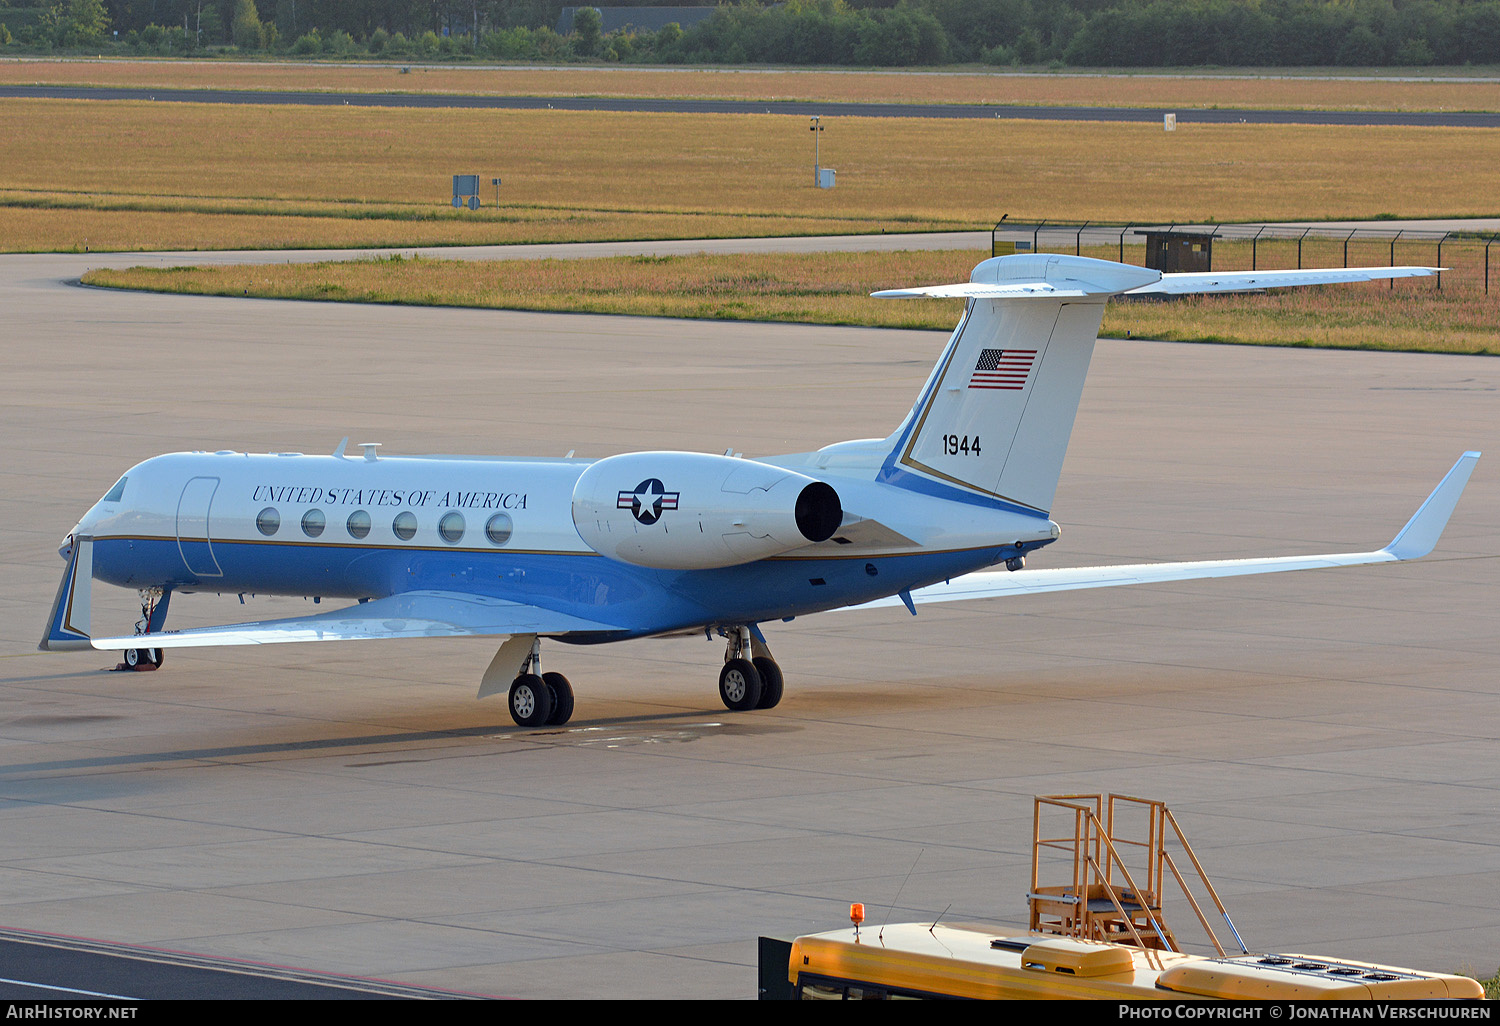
[84,246,1500,354]
[0,202,885,251]
[15,70,1500,352]
[83,250,974,326]
[3,59,1500,112]
[4,98,1499,252]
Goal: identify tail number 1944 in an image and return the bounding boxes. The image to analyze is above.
[943,435,981,456]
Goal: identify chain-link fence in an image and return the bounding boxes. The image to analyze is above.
[992,220,1500,297]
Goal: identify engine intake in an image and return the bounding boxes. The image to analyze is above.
[572,452,842,570]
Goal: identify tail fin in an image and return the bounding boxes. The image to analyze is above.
[870,255,1440,516]
[875,254,1159,516]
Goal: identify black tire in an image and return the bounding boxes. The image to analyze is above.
[752,657,783,709]
[148,648,164,668]
[718,658,763,712]
[508,673,554,727]
[122,648,142,668]
[542,672,574,726]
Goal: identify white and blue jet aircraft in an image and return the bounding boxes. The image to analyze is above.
[42,254,1479,727]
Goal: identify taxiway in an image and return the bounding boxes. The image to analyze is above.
[1,247,1497,998]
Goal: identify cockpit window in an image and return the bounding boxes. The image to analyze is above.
[102,477,127,503]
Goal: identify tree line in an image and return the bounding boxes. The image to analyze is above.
[4,0,1499,67]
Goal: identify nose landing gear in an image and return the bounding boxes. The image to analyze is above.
[119,646,163,670]
[114,588,169,672]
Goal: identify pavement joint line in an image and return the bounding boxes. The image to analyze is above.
[0,926,487,998]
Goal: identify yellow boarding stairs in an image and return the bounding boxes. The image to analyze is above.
[1027,793,1232,960]
[784,793,1485,999]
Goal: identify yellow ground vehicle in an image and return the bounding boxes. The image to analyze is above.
[784,794,1483,1000]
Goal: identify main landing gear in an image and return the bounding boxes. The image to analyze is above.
[718,626,783,712]
[495,627,784,727]
[506,638,575,728]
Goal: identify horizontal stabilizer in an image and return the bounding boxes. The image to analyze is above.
[1130,266,1439,296]
[873,260,1439,302]
[89,590,618,650]
[872,282,1090,299]
[874,253,1161,302]
[845,452,1477,612]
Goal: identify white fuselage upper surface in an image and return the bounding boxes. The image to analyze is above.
[70,448,1056,638]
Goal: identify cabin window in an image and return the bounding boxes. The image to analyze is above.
[346,510,371,540]
[438,511,465,544]
[485,513,513,546]
[256,507,281,536]
[392,511,417,541]
[301,509,326,538]
[102,477,127,503]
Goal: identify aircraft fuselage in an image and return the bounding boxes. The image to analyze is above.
[71,450,1054,642]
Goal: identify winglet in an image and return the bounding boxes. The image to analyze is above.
[39,535,93,651]
[1383,452,1480,560]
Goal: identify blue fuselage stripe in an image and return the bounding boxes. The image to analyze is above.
[93,536,1024,637]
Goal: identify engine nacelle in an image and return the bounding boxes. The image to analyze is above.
[571,452,842,570]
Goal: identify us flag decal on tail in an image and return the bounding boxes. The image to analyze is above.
[969,348,1036,390]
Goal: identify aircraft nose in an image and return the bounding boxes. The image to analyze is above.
[60,510,92,558]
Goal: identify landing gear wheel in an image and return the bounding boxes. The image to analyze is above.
[542,672,574,726]
[719,658,763,712]
[148,648,164,668]
[508,673,554,727]
[122,648,142,669]
[752,657,783,709]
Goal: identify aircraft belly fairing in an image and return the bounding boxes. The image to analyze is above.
[86,535,1025,646]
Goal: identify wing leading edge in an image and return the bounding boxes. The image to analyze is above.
[88,590,620,650]
[845,452,1479,613]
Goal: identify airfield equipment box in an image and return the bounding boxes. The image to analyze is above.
[452,174,481,210]
[1141,230,1213,272]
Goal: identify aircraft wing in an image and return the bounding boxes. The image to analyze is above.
[847,451,1478,613]
[88,590,619,650]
